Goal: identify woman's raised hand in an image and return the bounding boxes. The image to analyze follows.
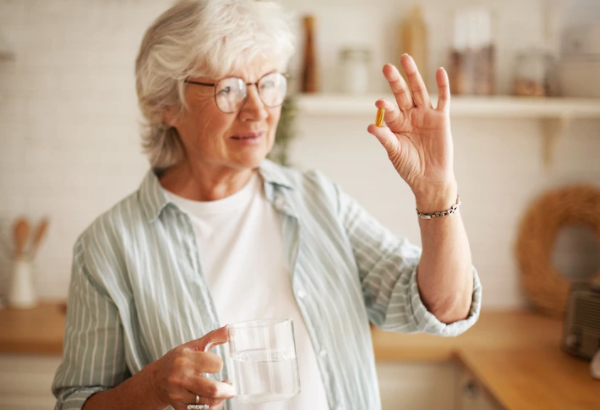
[150,326,235,410]
[367,54,457,199]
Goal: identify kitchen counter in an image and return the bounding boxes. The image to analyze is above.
[0,303,65,354]
[372,307,563,362]
[372,309,599,410]
[1,305,598,410]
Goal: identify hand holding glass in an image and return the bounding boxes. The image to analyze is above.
[204,318,301,403]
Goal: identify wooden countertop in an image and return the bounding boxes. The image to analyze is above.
[372,309,600,410]
[1,305,598,409]
[371,308,564,362]
[0,302,65,354]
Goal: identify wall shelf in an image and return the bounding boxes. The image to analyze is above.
[295,94,600,169]
[296,94,600,118]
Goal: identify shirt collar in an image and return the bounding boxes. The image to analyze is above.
[139,158,294,223]
[256,158,294,190]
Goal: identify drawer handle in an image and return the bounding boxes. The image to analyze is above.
[464,380,479,398]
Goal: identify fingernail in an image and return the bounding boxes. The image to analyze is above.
[220,382,235,397]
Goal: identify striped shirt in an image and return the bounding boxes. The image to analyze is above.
[52,159,483,410]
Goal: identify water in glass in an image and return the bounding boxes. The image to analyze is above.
[231,348,300,403]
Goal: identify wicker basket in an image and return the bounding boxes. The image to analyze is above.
[515,185,600,319]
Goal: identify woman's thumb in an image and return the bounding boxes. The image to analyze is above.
[367,123,397,155]
[185,325,229,352]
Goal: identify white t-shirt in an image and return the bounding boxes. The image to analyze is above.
[163,172,330,410]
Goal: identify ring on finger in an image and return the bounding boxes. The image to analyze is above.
[187,395,208,410]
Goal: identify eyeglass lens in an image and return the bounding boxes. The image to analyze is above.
[215,72,287,113]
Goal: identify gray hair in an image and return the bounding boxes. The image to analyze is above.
[135,0,296,170]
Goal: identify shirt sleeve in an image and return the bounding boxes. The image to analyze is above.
[52,238,129,409]
[334,183,482,337]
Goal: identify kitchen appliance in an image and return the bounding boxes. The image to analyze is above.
[561,282,600,361]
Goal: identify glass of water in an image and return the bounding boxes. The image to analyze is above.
[227,318,301,403]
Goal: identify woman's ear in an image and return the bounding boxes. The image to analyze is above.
[163,106,179,128]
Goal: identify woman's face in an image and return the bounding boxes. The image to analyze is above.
[166,58,282,172]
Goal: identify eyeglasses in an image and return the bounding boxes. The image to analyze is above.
[184,71,288,114]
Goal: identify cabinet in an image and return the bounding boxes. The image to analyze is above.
[0,354,61,410]
[0,355,503,410]
[377,361,503,410]
[455,364,503,410]
[377,361,457,410]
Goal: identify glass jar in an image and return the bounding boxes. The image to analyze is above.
[339,48,371,95]
[450,8,496,95]
[512,48,560,97]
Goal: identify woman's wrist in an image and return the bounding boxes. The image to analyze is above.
[141,360,169,409]
[82,360,168,410]
[412,180,458,214]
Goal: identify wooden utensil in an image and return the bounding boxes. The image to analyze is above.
[12,217,30,259]
[301,15,318,93]
[28,217,49,259]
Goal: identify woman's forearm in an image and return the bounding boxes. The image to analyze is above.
[82,361,167,410]
[413,181,474,324]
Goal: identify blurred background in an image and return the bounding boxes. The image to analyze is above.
[0,0,599,409]
[0,0,599,305]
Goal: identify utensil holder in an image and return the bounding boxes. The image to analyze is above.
[8,257,38,309]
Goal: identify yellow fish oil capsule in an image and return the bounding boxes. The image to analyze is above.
[375,107,385,127]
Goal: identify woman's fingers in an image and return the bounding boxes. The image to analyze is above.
[375,98,405,129]
[178,386,228,410]
[198,378,235,400]
[400,54,432,108]
[435,67,450,112]
[382,64,414,111]
[172,378,231,410]
[186,375,236,400]
[193,350,225,374]
[367,121,399,156]
[174,369,234,409]
[370,99,403,154]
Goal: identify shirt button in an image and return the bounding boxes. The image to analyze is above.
[274,197,285,208]
[297,289,306,299]
[319,349,327,357]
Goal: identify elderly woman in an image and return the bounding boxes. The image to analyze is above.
[52,1,482,410]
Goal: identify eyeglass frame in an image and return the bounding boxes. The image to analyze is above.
[184,71,289,114]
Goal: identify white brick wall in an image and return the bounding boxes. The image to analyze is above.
[0,0,599,307]
[0,0,171,297]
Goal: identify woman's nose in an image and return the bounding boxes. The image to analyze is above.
[239,85,268,121]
